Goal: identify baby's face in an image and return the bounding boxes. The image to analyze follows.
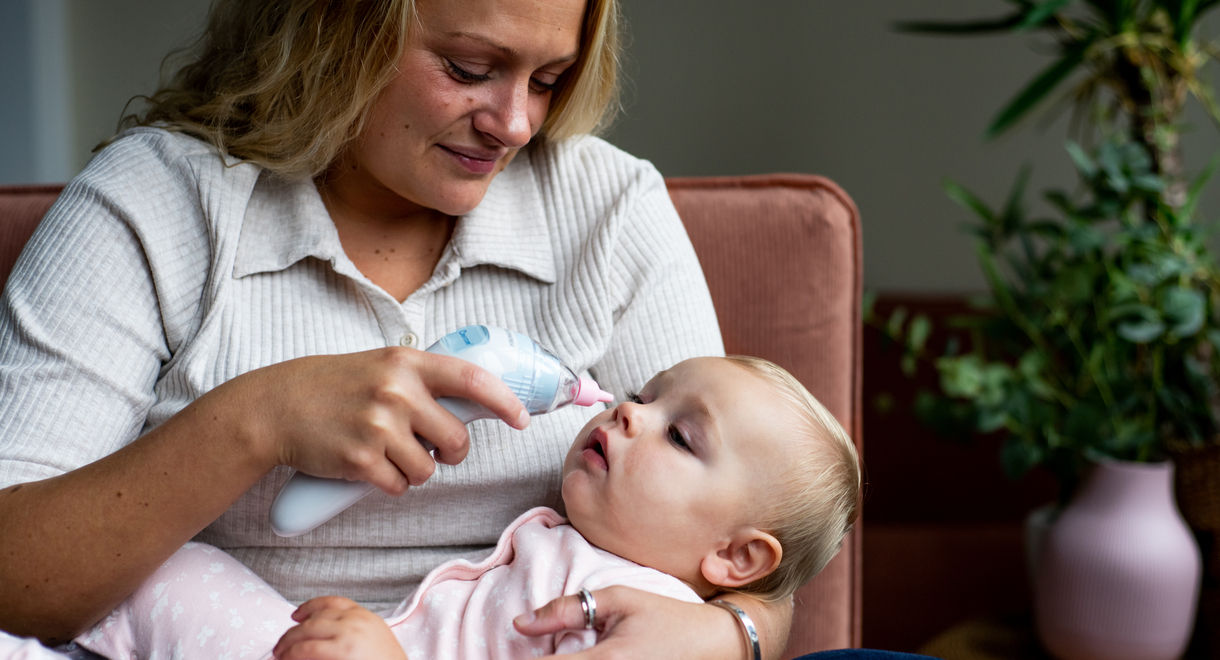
[561,357,800,589]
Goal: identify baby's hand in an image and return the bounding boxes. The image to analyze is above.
[272,596,407,660]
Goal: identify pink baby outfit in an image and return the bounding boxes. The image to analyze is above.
[75,507,701,659]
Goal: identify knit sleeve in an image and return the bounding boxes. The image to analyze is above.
[0,130,212,487]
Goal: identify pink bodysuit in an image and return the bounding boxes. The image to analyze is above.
[72,507,701,659]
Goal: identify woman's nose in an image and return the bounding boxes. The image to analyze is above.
[474,79,534,148]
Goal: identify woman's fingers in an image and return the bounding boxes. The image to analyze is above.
[514,587,615,635]
[421,352,531,429]
[243,345,531,491]
[382,350,528,468]
[515,587,744,660]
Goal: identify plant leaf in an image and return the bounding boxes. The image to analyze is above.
[1162,287,1206,338]
[1018,0,1073,30]
[862,289,878,321]
[1172,0,1203,43]
[907,314,932,353]
[1001,436,1042,479]
[1207,328,1220,352]
[1117,318,1167,343]
[1182,153,1220,221]
[1065,141,1098,178]
[893,14,1025,35]
[987,42,1089,138]
[999,165,1032,235]
[943,179,997,224]
[886,306,909,340]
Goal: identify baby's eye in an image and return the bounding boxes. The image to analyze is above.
[625,391,643,404]
[668,426,692,452]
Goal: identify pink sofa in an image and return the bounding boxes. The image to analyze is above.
[0,174,863,656]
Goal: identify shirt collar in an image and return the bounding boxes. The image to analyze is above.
[233,173,345,279]
[234,149,556,284]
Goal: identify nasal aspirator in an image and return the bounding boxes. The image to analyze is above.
[269,325,613,537]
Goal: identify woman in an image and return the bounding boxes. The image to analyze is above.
[0,0,792,657]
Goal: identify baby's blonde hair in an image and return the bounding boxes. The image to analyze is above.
[111,0,621,180]
[723,356,862,602]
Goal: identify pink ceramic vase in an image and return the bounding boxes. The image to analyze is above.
[1034,459,1202,660]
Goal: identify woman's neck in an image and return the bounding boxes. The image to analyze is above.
[316,174,456,303]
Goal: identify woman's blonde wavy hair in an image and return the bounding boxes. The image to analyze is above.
[113,0,621,180]
[722,356,862,603]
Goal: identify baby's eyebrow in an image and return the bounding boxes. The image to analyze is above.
[647,368,673,388]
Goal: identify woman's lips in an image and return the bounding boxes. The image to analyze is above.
[441,145,501,175]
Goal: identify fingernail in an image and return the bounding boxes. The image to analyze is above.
[514,611,536,626]
[516,409,531,428]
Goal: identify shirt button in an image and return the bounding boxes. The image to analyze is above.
[399,333,419,348]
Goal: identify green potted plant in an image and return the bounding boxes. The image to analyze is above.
[884,1,1220,656]
[914,136,1220,495]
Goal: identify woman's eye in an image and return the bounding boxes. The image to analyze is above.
[445,59,490,84]
[668,426,692,452]
[529,76,559,94]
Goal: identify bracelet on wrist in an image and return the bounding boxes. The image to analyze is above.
[709,599,762,660]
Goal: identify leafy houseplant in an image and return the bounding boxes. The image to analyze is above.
[888,0,1220,501]
[915,136,1220,498]
[882,3,1220,653]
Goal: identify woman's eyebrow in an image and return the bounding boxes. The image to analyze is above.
[443,31,579,66]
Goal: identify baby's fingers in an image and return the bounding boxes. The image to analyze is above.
[291,596,361,622]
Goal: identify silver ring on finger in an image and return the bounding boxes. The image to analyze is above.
[577,587,597,630]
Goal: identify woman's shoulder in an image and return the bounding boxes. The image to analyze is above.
[92,127,222,170]
[70,128,262,228]
[84,127,258,194]
[528,134,664,188]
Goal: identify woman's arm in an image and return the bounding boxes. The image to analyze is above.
[0,385,271,644]
[0,348,528,644]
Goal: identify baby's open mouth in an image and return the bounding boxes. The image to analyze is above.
[582,430,609,471]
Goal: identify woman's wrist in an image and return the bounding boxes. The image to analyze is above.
[711,593,792,660]
[709,599,762,660]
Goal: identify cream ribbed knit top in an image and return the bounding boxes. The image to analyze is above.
[0,128,722,609]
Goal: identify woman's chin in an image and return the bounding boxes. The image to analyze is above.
[430,186,492,217]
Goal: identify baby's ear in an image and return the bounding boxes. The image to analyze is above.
[699,528,782,589]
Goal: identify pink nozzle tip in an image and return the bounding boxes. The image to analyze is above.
[574,376,614,407]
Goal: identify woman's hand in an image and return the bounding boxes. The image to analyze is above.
[223,346,530,494]
[273,596,407,660]
[514,586,791,659]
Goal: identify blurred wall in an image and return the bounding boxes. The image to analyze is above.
[2,0,1217,292]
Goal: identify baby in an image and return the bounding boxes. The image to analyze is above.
[71,355,861,659]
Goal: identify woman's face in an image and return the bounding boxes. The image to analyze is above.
[333,0,585,217]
